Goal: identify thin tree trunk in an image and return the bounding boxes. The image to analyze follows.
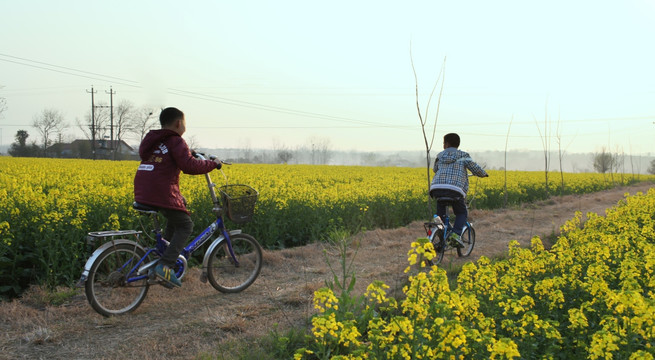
[411,44,446,217]
[504,116,513,208]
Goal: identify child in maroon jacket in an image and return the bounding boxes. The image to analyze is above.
[134,107,221,287]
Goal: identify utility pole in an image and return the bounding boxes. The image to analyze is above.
[106,87,116,159]
[86,86,97,159]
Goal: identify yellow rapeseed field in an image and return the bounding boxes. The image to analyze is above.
[297,187,655,359]
[0,156,653,298]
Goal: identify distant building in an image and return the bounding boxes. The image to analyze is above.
[47,139,138,160]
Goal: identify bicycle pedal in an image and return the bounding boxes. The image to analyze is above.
[199,272,208,284]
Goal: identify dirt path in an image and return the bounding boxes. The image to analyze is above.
[1,182,653,360]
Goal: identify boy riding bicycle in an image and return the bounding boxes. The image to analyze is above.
[133,107,221,287]
[429,133,488,247]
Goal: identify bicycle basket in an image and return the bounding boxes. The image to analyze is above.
[219,184,259,224]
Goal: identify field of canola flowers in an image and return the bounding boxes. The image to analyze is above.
[0,156,653,298]
[296,187,655,359]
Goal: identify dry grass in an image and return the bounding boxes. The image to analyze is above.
[0,182,652,360]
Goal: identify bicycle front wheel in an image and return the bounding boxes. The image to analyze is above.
[207,233,262,293]
[456,225,476,257]
[85,243,150,317]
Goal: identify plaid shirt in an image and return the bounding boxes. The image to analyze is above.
[430,147,488,197]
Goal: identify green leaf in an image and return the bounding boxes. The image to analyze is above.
[347,275,356,292]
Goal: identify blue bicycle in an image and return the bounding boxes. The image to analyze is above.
[79,153,262,317]
[423,196,476,265]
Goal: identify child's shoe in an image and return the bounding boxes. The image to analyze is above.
[447,232,465,248]
[153,263,182,288]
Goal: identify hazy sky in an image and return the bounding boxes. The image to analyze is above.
[1,0,654,154]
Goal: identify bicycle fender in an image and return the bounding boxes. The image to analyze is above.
[201,230,242,274]
[77,239,145,285]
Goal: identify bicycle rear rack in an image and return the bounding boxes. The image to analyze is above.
[86,230,143,250]
[88,230,142,238]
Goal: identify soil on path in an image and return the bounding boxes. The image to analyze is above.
[1,182,653,360]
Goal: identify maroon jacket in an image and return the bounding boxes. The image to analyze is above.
[134,129,217,213]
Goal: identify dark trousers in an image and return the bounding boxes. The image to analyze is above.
[159,208,194,267]
[430,189,467,235]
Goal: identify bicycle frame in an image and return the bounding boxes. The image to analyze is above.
[147,215,238,266]
[131,161,241,281]
[90,155,241,286]
[81,153,263,316]
[432,216,472,243]
[129,217,239,280]
[426,199,473,249]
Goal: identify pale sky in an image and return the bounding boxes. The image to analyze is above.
[1,0,654,154]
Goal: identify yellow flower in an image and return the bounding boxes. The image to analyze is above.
[488,338,520,359]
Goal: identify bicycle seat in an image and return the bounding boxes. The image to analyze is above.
[435,197,460,204]
[132,202,159,213]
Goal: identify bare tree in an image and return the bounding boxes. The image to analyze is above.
[277,149,293,164]
[555,113,576,196]
[113,100,136,149]
[0,85,7,118]
[648,159,655,175]
[32,108,66,155]
[132,106,156,143]
[239,139,253,163]
[614,146,625,183]
[185,135,199,150]
[534,103,552,197]
[410,43,446,216]
[272,139,293,164]
[593,147,616,174]
[628,143,637,181]
[503,116,513,207]
[311,137,332,165]
[78,104,110,141]
[363,152,380,166]
[606,128,615,184]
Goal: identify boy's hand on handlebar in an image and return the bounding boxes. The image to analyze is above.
[191,150,229,167]
[212,159,231,168]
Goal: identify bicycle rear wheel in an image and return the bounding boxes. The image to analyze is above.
[85,243,150,317]
[207,233,262,293]
[456,225,476,257]
[425,235,446,266]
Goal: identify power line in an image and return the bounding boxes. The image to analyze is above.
[0,57,141,88]
[193,125,399,129]
[438,116,655,127]
[1,53,408,128]
[167,88,412,129]
[0,53,139,85]
[3,52,655,136]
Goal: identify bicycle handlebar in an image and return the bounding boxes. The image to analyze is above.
[191,150,232,165]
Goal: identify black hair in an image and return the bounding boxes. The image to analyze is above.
[444,133,460,148]
[159,107,184,127]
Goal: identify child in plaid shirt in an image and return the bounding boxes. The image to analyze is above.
[429,133,488,246]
